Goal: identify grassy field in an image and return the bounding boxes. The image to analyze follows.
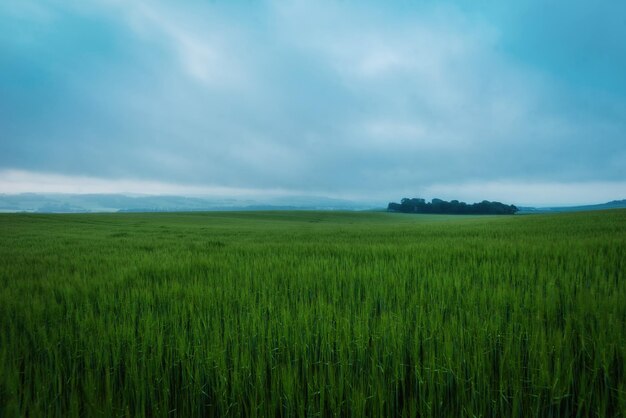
[1,210,625,417]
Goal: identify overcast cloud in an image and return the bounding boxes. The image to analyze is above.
[1,0,625,205]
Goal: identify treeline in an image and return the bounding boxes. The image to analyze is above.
[388,198,518,215]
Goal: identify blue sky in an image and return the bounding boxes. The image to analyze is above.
[1,0,625,206]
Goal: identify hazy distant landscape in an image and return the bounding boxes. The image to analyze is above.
[1,193,625,214]
[0,193,378,213]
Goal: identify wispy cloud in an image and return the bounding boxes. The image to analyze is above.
[115,2,248,88]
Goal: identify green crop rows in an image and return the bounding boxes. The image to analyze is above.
[1,210,625,417]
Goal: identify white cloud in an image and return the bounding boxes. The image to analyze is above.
[0,169,296,197]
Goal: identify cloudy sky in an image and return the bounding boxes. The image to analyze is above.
[1,0,625,206]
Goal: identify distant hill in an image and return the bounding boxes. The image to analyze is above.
[1,194,624,214]
[0,193,378,213]
[518,199,626,214]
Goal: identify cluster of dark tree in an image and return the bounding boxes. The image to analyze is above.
[387,198,518,215]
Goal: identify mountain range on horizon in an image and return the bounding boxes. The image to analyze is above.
[0,193,377,213]
[0,193,625,214]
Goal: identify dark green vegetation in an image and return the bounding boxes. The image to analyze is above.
[1,210,625,417]
[388,198,518,215]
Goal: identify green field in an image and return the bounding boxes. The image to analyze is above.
[1,210,625,417]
